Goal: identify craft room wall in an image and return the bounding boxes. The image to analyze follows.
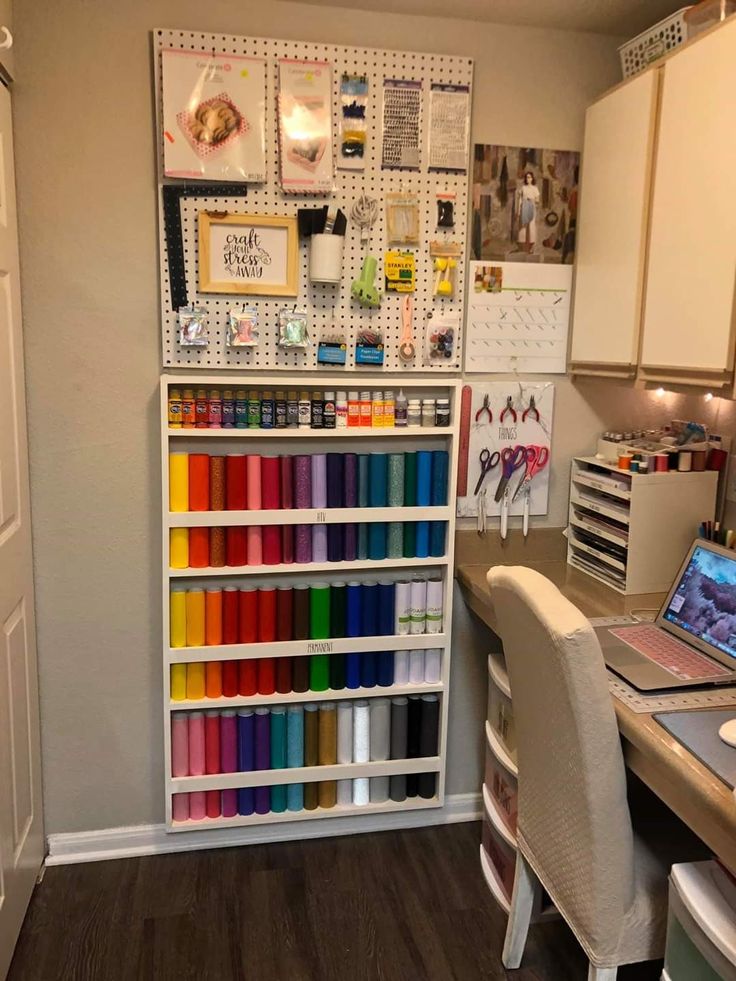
[16,0,638,836]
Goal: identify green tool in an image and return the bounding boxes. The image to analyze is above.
[351,255,382,307]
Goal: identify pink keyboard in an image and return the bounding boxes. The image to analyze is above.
[609,625,731,681]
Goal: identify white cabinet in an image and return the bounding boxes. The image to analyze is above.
[639,16,736,387]
[569,69,659,375]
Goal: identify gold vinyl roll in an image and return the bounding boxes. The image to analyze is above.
[318,703,337,809]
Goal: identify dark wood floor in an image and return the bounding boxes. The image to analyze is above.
[8,822,663,980]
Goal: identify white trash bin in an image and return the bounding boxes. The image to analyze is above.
[664,861,736,980]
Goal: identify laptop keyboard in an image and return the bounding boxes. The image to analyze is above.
[608,625,732,681]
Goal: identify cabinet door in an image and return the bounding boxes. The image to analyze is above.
[569,69,659,375]
[640,19,736,385]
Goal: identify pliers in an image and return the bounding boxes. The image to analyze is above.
[522,395,540,423]
[475,394,492,424]
[500,396,517,424]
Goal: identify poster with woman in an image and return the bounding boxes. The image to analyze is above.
[471,144,580,264]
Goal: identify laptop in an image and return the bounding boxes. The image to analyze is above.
[596,539,736,691]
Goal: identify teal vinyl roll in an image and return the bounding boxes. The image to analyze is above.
[358,523,368,559]
[431,451,449,506]
[416,451,432,507]
[368,522,387,560]
[369,453,388,507]
[358,454,369,508]
[286,705,304,812]
[270,707,287,813]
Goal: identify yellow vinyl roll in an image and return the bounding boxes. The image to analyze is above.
[185,588,205,647]
[169,528,189,569]
[186,662,206,700]
[169,453,189,512]
[170,589,187,648]
[170,663,187,701]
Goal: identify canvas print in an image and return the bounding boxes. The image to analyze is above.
[471,144,580,264]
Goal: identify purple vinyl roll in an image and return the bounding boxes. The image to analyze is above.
[326,454,344,508]
[344,454,358,508]
[294,455,312,509]
[311,454,327,509]
[255,708,271,770]
[312,524,328,562]
[295,524,312,564]
[344,523,357,561]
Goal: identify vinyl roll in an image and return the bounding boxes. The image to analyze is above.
[377,582,395,636]
[262,525,282,565]
[172,794,189,822]
[318,703,337,808]
[309,583,330,639]
[430,451,449,506]
[416,451,432,507]
[357,523,368,561]
[387,523,403,558]
[409,649,425,684]
[369,698,391,803]
[258,587,277,643]
[288,584,308,642]
[326,454,344,508]
[344,454,358,507]
[209,456,226,510]
[336,700,353,805]
[361,652,377,688]
[225,526,247,567]
[246,526,262,565]
[352,700,370,806]
[294,524,312,564]
[222,660,238,698]
[294,455,312,509]
[395,580,411,635]
[170,589,187,648]
[270,707,287,813]
[311,454,327,508]
[343,523,357,562]
[261,456,281,510]
[206,787,221,819]
[258,658,276,696]
[346,581,362,637]
[345,653,362,689]
[304,704,319,811]
[393,650,409,685]
[169,528,189,569]
[188,712,205,775]
[282,525,295,565]
[225,454,247,510]
[238,659,257,697]
[254,706,271,815]
[280,456,294,510]
[237,710,255,816]
[205,589,223,646]
[358,454,369,507]
[277,586,294,642]
[238,588,258,644]
[330,582,347,637]
[286,705,304,811]
[426,578,443,634]
[389,696,408,801]
[409,578,427,635]
[361,581,379,636]
[415,521,430,559]
[312,525,328,563]
[204,711,220,774]
[406,696,422,797]
[276,657,292,695]
[185,588,205,647]
[387,454,405,505]
[209,527,226,567]
[169,453,189,512]
[424,648,442,684]
[222,587,238,645]
[205,661,222,699]
[188,454,210,511]
[170,663,187,701]
[189,792,206,821]
[404,452,417,507]
[403,522,416,559]
[369,453,388,508]
[292,656,310,693]
[418,694,440,798]
[327,524,343,563]
[330,652,346,690]
[189,527,210,568]
[429,522,446,558]
[377,650,394,687]
[310,654,330,692]
[186,662,205,700]
[171,712,189,776]
[246,455,262,509]
[220,711,238,818]
[368,522,387,561]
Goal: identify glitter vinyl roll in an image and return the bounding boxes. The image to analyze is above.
[280,456,294,510]
[170,663,187,701]
[425,648,442,684]
[311,454,327,509]
[326,454,344,508]
[261,456,281,510]
[387,522,403,558]
[270,707,287,813]
[369,698,391,803]
[309,583,330,639]
[389,697,408,801]
[377,581,395,636]
[395,580,411,635]
[258,587,277,643]
[246,455,262,510]
[295,524,312,564]
[318,703,337,808]
[336,700,353,805]
[262,525,282,565]
[169,528,189,569]
[426,578,443,634]
[344,454,358,507]
[170,589,187,648]
[171,712,189,777]
[358,454,369,507]
[188,454,210,511]
[361,581,379,636]
[418,694,440,799]
[327,524,343,562]
[368,522,387,561]
[393,650,409,685]
[237,710,255,816]
[188,712,205,775]
[304,704,319,811]
[387,453,405,505]
[209,526,226,567]
[409,649,425,684]
[185,588,205,647]
[189,527,210,568]
[239,587,258,644]
[169,453,189,512]
[312,524,328,563]
[410,578,427,635]
[352,700,370,805]
[226,526,247,567]
[209,456,226,510]
[294,455,312,509]
[223,587,239,645]
[246,526,262,565]
[205,589,223,646]
[286,705,304,811]
[186,663,205,700]
[282,525,294,564]
[277,586,294,642]
[293,584,310,641]
[346,581,362,637]
[344,523,357,562]
[225,454,247,510]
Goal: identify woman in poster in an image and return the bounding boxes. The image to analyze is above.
[516,171,540,253]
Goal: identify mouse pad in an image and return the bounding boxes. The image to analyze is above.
[654,709,736,789]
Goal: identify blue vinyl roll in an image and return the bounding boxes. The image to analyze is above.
[237,710,255,816]
[286,706,304,812]
[346,581,362,637]
[368,522,387,560]
[430,522,445,557]
[346,652,362,689]
[361,652,377,688]
[416,521,430,558]
[416,451,432,507]
[431,451,449,506]
[357,523,368,560]
[270,708,287,814]
[377,649,395,687]
[361,581,379,636]
[358,455,370,507]
[327,523,344,562]
[369,453,388,507]
[378,582,395,635]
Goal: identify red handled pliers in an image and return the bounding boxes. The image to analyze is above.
[475,394,492,424]
[500,396,517,424]
[522,395,540,423]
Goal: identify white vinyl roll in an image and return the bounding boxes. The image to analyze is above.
[425,578,443,634]
[337,700,354,805]
[409,649,426,685]
[393,649,409,685]
[395,580,411,635]
[352,699,370,806]
[409,577,427,635]
[424,648,442,683]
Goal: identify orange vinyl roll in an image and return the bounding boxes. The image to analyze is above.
[206,661,223,699]
[210,456,226,510]
[189,527,210,568]
[186,663,206,700]
[189,454,210,511]
[205,589,223,645]
[209,527,226,567]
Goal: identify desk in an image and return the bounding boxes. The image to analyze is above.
[457,559,736,872]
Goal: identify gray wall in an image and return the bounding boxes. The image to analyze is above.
[13,0,691,834]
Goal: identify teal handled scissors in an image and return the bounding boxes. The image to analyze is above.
[513,444,550,537]
[474,448,500,495]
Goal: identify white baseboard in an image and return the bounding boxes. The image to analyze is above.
[46,792,481,866]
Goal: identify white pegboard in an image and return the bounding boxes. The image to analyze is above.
[153,29,472,372]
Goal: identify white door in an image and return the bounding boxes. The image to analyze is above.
[0,79,44,979]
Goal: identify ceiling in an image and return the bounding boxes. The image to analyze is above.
[294,0,686,36]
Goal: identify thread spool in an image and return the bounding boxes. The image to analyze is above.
[678,451,693,473]
[654,453,669,473]
[617,453,632,472]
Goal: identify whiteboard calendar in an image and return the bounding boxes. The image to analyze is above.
[464,261,572,373]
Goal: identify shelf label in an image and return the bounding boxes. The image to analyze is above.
[307,641,333,653]
[316,511,327,523]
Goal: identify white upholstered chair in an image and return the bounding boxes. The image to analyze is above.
[487,566,703,981]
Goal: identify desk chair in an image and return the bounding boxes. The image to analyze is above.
[488,566,702,981]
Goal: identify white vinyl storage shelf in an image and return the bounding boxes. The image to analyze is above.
[161,374,460,832]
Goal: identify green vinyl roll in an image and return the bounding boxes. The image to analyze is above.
[403,522,416,558]
[309,654,330,692]
[270,707,287,813]
[358,454,369,508]
[309,583,330,639]
[404,452,417,507]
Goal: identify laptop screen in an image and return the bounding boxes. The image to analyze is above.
[662,544,736,662]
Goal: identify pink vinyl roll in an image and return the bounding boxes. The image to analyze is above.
[282,525,294,564]
[188,712,205,776]
[171,712,189,777]
[247,455,262,510]
[189,791,206,821]
[261,456,281,510]
[172,793,189,822]
[247,526,263,565]
[280,456,294,510]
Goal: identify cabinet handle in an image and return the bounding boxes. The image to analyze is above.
[0,28,13,51]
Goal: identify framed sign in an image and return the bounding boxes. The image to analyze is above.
[198,212,299,296]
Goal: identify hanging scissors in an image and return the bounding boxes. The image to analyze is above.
[513,444,550,537]
[494,444,527,503]
[477,488,488,536]
[475,394,492,424]
[474,448,500,495]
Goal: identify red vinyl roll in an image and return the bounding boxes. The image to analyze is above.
[280,456,294,510]
[261,456,281,510]
[222,661,238,698]
[226,526,247,567]
[282,526,294,565]
[205,662,222,698]
[238,659,257,696]
[188,455,210,511]
[206,790,221,819]
[258,658,276,695]
[226,454,247,510]
[205,713,221,773]
[222,587,239,644]
[189,527,210,568]
[262,525,282,565]
[258,588,277,643]
[276,658,292,694]
[239,589,258,644]
[277,587,294,641]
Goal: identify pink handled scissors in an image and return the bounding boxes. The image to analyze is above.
[513,444,550,538]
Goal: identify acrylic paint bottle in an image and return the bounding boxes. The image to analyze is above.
[323,391,336,429]
[372,391,384,428]
[311,391,324,429]
[275,391,287,429]
[208,389,222,428]
[261,391,275,429]
[348,391,360,428]
[168,388,182,428]
[286,391,299,428]
[182,389,196,428]
[298,391,311,429]
[235,390,248,429]
[336,391,348,428]
[395,390,408,427]
[195,389,209,428]
[383,390,395,428]
[248,390,261,429]
[222,390,235,428]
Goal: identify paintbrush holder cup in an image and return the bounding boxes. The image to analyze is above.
[310,234,344,284]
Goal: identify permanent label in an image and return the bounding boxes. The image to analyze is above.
[307,641,333,653]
